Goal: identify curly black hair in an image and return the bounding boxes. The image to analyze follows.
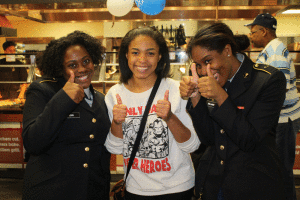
[38,31,105,78]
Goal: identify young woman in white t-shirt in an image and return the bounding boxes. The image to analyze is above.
[104,27,200,200]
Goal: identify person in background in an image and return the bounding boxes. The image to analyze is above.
[104,27,200,200]
[180,22,286,199]
[0,41,27,99]
[246,13,300,200]
[22,31,111,200]
[1,41,17,54]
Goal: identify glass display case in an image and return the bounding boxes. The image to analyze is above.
[0,53,36,110]
[0,54,37,169]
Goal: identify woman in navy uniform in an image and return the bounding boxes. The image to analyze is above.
[179,23,285,199]
[22,31,111,200]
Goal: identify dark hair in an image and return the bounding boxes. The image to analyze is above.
[3,41,16,51]
[235,35,250,52]
[119,27,170,84]
[187,23,250,58]
[35,51,44,76]
[39,31,105,78]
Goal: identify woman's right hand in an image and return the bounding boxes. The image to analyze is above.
[179,76,199,98]
[180,64,201,107]
[113,94,127,125]
[63,70,84,104]
[179,63,199,98]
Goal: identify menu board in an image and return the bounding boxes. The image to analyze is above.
[0,128,23,163]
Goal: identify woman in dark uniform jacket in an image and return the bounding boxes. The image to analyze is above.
[22,31,111,200]
[179,23,285,199]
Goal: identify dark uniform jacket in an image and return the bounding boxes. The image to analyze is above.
[22,77,111,200]
[188,54,286,200]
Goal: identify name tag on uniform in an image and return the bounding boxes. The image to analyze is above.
[206,99,217,113]
[68,112,80,118]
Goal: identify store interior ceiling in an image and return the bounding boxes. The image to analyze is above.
[0,0,296,24]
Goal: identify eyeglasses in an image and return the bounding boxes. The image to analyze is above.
[250,28,263,35]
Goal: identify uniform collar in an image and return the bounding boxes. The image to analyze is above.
[228,53,245,83]
[227,54,254,99]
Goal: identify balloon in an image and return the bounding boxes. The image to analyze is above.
[107,0,134,17]
[135,0,166,16]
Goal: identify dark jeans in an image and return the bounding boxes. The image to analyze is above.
[276,117,300,200]
[124,187,194,200]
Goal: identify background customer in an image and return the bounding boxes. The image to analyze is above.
[246,13,300,200]
[0,41,27,99]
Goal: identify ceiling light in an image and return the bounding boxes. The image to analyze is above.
[276,5,300,16]
[282,9,300,14]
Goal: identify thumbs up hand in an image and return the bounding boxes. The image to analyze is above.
[198,64,225,101]
[190,63,200,97]
[179,64,199,98]
[113,94,127,125]
[63,70,84,104]
[156,90,172,122]
[68,69,75,83]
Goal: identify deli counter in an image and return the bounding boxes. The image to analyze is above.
[0,53,37,168]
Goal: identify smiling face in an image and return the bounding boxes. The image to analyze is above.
[63,44,94,89]
[126,35,161,83]
[191,45,233,88]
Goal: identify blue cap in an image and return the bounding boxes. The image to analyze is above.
[245,13,277,30]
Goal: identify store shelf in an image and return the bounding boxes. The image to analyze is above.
[0,64,31,68]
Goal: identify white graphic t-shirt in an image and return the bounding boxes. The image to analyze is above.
[105,78,200,196]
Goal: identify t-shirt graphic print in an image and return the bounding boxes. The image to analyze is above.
[123,113,169,160]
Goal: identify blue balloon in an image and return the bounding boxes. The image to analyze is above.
[135,0,166,16]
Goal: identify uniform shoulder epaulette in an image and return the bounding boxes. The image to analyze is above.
[253,63,278,75]
[94,88,105,96]
[39,78,58,83]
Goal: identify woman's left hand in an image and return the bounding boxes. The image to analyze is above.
[198,64,228,106]
[156,90,173,122]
